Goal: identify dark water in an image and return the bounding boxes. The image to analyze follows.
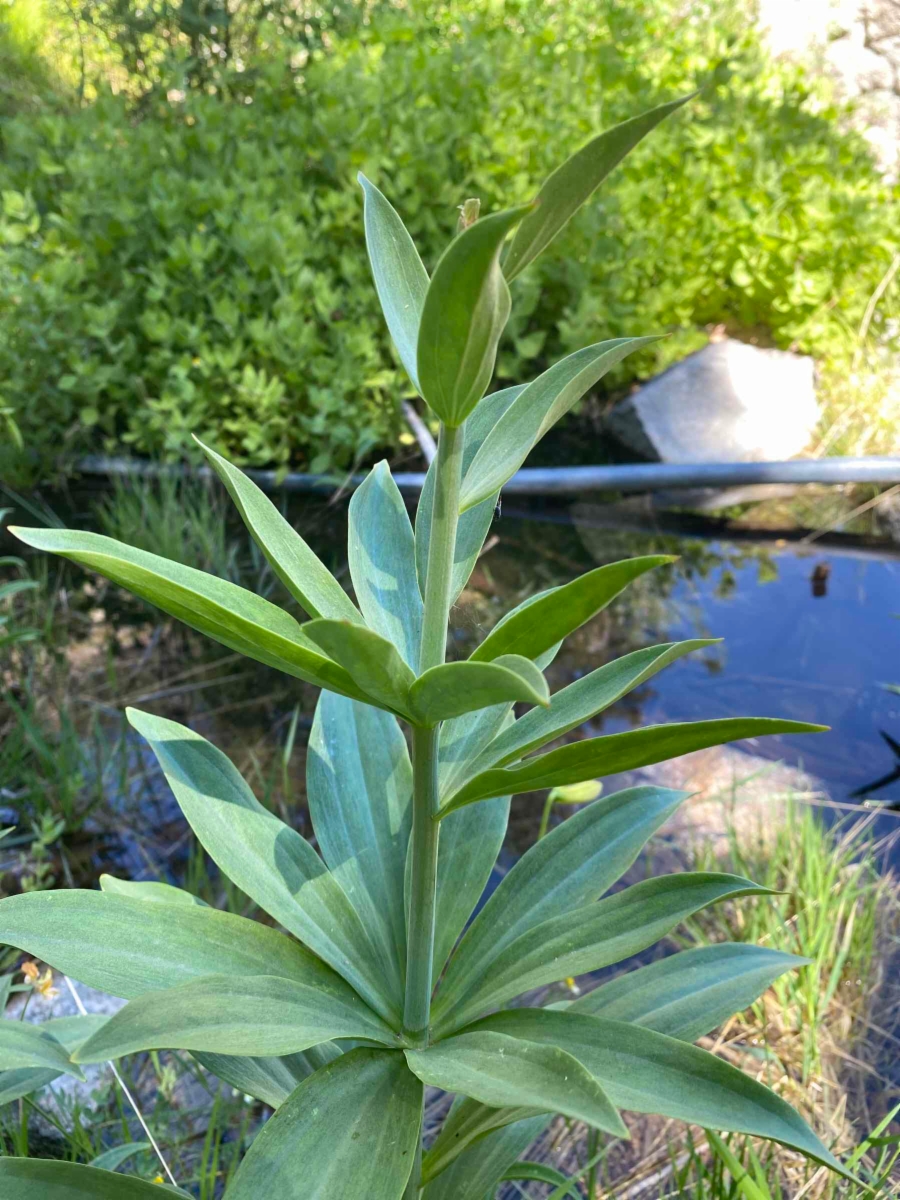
[478,499,900,810]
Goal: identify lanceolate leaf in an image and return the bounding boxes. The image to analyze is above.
[422,1115,547,1200]
[425,942,807,1184]
[468,1010,847,1176]
[127,708,401,1023]
[0,1160,190,1198]
[410,656,549,725]
[302,618,416,717]
[9,528,366,700]
[74,974,396,1063]
[307,691,412,993]
[443,718,828,811]
[417,205,531,427]
[193,1043,341,1110]
[468,640,717,776]
[432,785,686,1023]
[0,890,313,999]
[197,438,361,622]
[415,384,525,604]
[0,1021,84,1079]
[348,461,423,668]
[458,337,661,513]
[503,94,695,280]
[435,873,771,1033]
[405,1032,626,1136]
[470,556,674,663]
[359,172,429,392]
[99,875,207,906]
[572,942,808,1041]
[226,1049,422,1200]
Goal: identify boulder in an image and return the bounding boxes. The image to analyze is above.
[606,339,819,463]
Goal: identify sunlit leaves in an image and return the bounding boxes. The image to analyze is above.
[197,438,361,622]
[470,556,673,663]
[359,173,429,393]
[417,205,531,426]
[10,527,367,700]
[458,337,661,512]
[503,94,695,280]
[443,718,827,811]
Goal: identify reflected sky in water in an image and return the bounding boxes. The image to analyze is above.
[481,503,900,805]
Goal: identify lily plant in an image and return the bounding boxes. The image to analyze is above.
[0,94,849,1199]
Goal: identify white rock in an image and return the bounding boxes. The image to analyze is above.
[606,339,819,463]
[6,976,124,1116]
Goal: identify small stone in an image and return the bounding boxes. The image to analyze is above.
[606,339,819,463]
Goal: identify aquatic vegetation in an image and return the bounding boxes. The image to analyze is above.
[0,99,848,1198]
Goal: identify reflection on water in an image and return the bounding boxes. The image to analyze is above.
[462,499,900,808]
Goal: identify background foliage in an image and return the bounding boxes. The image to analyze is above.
[1,0,898,483]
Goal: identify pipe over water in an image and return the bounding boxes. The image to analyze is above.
[77,455,900,496]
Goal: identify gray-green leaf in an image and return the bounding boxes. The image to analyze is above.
[359,172,429,392]
[0,1014,109,1107]
[0,889,313,999]
[99,875,207,906]
[417,206,531,427]
[0,1160,190,1197]
[458,337,662,513]
[197,438,361,621]
[432,793,510,982]
[74,974,396,1063]
[89,1144,153,1173]
[10,527,366,700]
[194,1043,340,1109]
[503,94,694,280]
[405,1031,625,1136]
[302,618,416,717]
[470,556,674,663]
[432,785,686,1025]
[435,873,771,1034]
[307,691,412,998]
[127,708,400,1022]
[415,384,525,604]
[226,1048,422,1199]
[572,942,808,1042]
[467,640,716,777]
[348,461,422,668]
[410,656,549,726]
[468,1009,847,1177]
[422,1115,547,1200]
[0,1021,84,1079]
[444,718,827,811]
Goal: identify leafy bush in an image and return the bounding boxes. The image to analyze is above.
[1,0,897,484]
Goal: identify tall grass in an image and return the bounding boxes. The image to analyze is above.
[93,472,275,596]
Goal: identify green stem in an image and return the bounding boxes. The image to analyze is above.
[403,422,464,1197]
[403,722,441,1044]
[418,423,464,674]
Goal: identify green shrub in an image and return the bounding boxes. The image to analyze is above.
[1,0,897,483]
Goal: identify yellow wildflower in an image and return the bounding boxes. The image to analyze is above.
[21,960,60,999]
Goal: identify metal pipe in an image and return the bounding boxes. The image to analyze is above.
[77,454,900,496]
